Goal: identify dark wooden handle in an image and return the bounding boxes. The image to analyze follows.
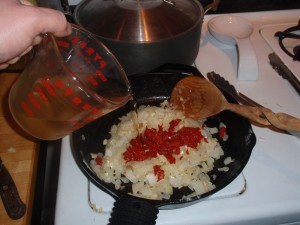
[0,159,26,219]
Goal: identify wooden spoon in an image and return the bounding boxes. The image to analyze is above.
[170,76,300,132]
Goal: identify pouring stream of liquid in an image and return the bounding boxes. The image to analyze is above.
[170,76,300,132]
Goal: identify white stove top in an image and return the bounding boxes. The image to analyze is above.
[55,10,300,225]
[260,23,300,81]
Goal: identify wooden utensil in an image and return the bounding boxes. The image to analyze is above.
[0,157,26,219]
[170,76,300,132]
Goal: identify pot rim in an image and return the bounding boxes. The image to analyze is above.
[73,0,204,43]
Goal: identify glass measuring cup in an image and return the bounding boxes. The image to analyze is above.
[9,25,131,140]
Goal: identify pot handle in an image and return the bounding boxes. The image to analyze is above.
[109,196,159,225]
[199,0,220,13]
[151,63,203,77]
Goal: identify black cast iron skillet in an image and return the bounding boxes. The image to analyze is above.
[71,64,256,225]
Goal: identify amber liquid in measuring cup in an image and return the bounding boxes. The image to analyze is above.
[9,26,131,140]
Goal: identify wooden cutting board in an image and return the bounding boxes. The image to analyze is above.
[0,72,39,225]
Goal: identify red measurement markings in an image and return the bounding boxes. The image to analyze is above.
[54,80,75,97]
[55,80,64,88]
[22,75,104,118]
[70,36,80,44]
[21,85,49,116]
[57,40,70,48]
[77,51,91,65]
[42,78,56,96]
[70,116,94,128]
[35,87,49,103]
[96,70,107,82]
[59,36,109,83]
[94,53,107,69]
[64,88,74,96]
[90,107,101,115]
[68,36,108,79]
[54,79,102,119]
[72,96,82,106]
[80,107,102,127]
[70,120,82,128]
[21,101,34,116]
[86,48,95,55]
[28,93,41,109]
[82,104,92,110]
[87,75,98,86]
[80,42,87,49]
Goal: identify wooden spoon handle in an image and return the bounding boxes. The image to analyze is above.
[259,107,300,132]
[226,103,271,125]
[227,103,300,132]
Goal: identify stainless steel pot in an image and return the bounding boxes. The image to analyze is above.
[72,0,218,75]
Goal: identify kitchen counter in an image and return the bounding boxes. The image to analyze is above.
[0,72,39,225]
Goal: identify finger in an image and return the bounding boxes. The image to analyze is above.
[20,46,33,56]
[36,7,72,37]
[19,0,33,6]
[20,0,71,37]
[0,63,9,70]
[7,56,21,64]
[32,35,42,45]
[0,47,32,69]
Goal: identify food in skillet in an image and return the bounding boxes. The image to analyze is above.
[90,101,232,200]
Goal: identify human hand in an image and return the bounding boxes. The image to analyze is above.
[0,0,72,69]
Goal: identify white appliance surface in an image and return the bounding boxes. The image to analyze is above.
[55,10,300,225]
[260,23,300,81]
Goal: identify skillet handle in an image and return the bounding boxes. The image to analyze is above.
[109,197,159,225]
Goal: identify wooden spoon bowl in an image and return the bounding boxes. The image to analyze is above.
[170,76,300,132]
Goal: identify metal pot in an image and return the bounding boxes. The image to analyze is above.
[72,0,218,75]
